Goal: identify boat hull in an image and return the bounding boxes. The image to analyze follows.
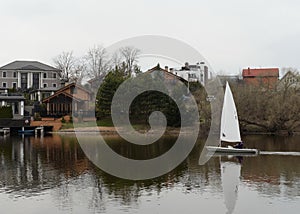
[18,130,34,134]
[206,146,259,155]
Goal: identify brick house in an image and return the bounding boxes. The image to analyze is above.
[242,67,279,88]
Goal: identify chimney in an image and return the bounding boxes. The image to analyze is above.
[204,66,208,85]
[165,66,169,71]
[248,67,250,75]
[185,62,189,69]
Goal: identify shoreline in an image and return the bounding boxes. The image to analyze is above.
[53,126,300,136]
[53,126,182,135]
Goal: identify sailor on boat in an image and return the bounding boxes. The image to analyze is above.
[233,141,243,149]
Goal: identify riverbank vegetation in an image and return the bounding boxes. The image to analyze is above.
[54,43,299,134]
[96,68,201,128]
[232,82,300,134]
[68,73,300,135]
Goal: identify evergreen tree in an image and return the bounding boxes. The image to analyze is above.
[96,68,127,119]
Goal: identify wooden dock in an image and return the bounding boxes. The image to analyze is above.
[0,128,10,136]
[35,126,44,136]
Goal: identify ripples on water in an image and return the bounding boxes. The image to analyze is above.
[0,134,299,214]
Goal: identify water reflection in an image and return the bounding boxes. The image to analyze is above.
[221,158,241,214]
[0,134,299,213]
[0,134,89,197]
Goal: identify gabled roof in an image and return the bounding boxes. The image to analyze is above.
[147,64,167,73]
[42,91,82,103]
[0,60,61,71]
[242,68,279,77]
[54,82,91,94]
[280,71,299,80]
[277,71,300,90]
[146,64,188,83]
[42,82,91,103]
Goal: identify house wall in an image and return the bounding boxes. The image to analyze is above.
[66,86,90,101]
[243,76,278,88]
[43,84,91,117]
[277,72,300,90]
[171,64,209,86]
[44,94,89,116]
[0,70,18,88]
[0,70,60,90]
[164,72,179,82]
[41,71,60,88]
[45,95,73,116]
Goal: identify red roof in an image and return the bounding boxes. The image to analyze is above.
[242,68,279,77]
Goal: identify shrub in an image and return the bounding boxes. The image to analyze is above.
[34,112,42,121]
[0,106,13,118]
[61,116,66,123]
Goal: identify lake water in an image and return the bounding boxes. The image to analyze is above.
[0,134,299,214]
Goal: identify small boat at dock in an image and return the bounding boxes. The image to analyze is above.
[18,129,34,134]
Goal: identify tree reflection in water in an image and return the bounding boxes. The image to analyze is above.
[0,134,299,213]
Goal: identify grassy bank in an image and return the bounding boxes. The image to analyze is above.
[61,118,114,129]
[59,118,299,136]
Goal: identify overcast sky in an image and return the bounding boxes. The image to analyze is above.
[0,0,300,74]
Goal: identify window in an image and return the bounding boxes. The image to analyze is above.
[2,82,7,88]
[53,72,57,79]
[32,73,40,89]
[52,83,57,88]
[2,71,6,78]
[13,72,17,78]
[43,73,47,78]
[188,73,196,78]
[12,82,17,89]
[43,83,47,88]
[14,102,19,114]
[21,73,28,89]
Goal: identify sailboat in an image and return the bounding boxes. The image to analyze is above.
[206,82,258,154]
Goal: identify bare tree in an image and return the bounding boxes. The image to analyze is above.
[71,58,86,84]
[53,51,76,82]
[85,45,110,79]
[119,46,141,76]
[53,51,87,84]
[233,83,300,133]
[111,51,122,68]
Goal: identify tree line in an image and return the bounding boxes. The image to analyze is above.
[55,45,300,133]
[231,78,300,134]
[53,45,141,84]
[95,67,203,127]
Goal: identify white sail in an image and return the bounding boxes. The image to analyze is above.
[220,82,241,142]
[221,161,241,214]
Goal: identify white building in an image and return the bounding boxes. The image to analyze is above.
[0,60,62,101]
[169,62,210,86]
